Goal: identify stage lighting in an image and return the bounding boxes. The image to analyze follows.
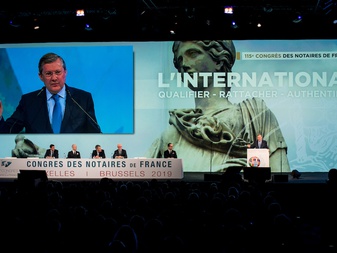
[256,14,263,28]
[76,9,85,17]
[84,23,93,31]
[231,21,238,29]
[224,6,234,14]
[9,17,21,28]
[292,12,302,23]
[33,18,40,30]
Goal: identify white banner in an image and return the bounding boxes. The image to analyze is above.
[0,158,184,180]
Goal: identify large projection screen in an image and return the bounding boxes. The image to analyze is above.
[1,40,337,174]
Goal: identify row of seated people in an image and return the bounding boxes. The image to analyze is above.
[44,143,178,159]
[11,135,178,159]
[44,143,128,159]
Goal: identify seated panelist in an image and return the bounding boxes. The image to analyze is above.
[92,144,106,159]
[67,144,81,158]
[164,143,178,158]
[113,143,128,159]
[44,144,59,159]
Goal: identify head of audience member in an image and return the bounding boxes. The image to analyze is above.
[328,168,337,184]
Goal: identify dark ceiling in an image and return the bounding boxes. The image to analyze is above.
[1,0,337,43]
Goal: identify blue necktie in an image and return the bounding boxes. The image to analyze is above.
[52,94,62,133]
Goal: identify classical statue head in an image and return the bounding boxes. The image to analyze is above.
[172,40,236,72]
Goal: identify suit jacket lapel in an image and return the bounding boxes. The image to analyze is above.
[33,91,53,132]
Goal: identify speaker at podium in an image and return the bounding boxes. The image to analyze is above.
[244,148,271,183]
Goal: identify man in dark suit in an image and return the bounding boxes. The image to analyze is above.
[92,144,106,159]
[248,134,269,149]
[44,144,59,158]
[164,143,178,158]
[0,52,101,134]
[67,144,81,158]
[113,143,128,159]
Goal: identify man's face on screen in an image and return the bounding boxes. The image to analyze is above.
[39,58,67,94]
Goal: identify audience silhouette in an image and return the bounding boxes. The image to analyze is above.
[0,172,334,252]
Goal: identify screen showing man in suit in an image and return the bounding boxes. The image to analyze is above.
[0,52,101,133]
[0,46,134,134]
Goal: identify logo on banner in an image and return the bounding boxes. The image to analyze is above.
[1,160,12,167]
[248,156,261,167]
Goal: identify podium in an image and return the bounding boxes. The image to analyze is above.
[247,148,269,167]
[244,149,271,183]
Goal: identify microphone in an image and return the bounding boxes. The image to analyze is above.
[66,89,102,133]
[9,87,45,133]
[9,119,17,134]
[36,87,45,97]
